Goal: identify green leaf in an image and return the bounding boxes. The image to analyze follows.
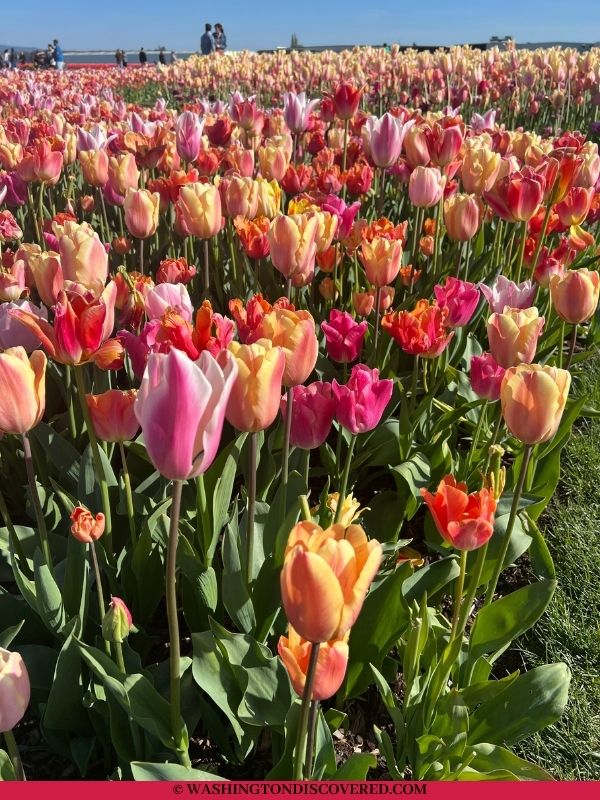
[205,433,247,564]
[131,762,224,781]
[469,580,556,661]
[403,556,460,604]
[267,700,300,779]
[222,518,255,634]
[468,663,571,745]
[312,707,336,779]
[77,639,187,754]
[33,549,65,635]
[343,565,411,699]
[468,743,555,780]
[31,422,81,490]
[44,626,89,732]
[458,671,520,708]
[333,753,377,780]
[0,750,16,781]
[0,620,24,649]
[525,514,556,580]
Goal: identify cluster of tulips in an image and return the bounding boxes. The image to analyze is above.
[0,54,598,782]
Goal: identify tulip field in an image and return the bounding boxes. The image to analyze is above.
[1,44,600,782]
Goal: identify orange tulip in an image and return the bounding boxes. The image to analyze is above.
[420,476,496,551]
[70,505,105,544]
[86,389,139,443]
[501,364,571,444]
[0,347,46,434]
[226,340,285,432]
[443,193,481,242]
[107,153,140,196]
[79,149,109,188]
[280,521,382,643]
[268,213,318,287]
[278,627,349,700]
[359,236,403,287]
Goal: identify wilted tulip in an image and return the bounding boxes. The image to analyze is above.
[278,627,349,700]
[279,381,336,450]
[487,306,544,368]
[226,340,285,432]
[501,364,571,444]
[549,268,600,324]
[86,389,139,443]
[280,520,382,643]
[420,476,497,551]
[70,505,105,544]
[0,347,46,434]
[0,648,30,733]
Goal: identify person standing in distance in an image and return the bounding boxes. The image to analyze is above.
[200,24,214,55]
[53,39,65,71]
[213,23,227,53]
[139,47,148,65]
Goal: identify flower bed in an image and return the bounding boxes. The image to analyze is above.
[0,48,599,782]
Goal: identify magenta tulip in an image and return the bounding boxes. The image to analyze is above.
[434,277,480,327]
[321,310,368,363]
[470,353,506,401]
[332,364,393,435]
[134,348,237,480]
[280,381,336,449]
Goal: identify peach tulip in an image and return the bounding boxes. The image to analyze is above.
[280,521,382,643]
[501,364,571,444]
[124,188,160,239]
[278,627,349,700]
[86,389,139,443]
[226,340,286,432]
[549,268,600,324]
[268,213,318,287]
[487,306,544,368]
[359,237,403,287]
[55,220,108,293]
[0,347,46,434]
[175,182,222,239]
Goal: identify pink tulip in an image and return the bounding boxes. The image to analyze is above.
[144,283,194,323]
[480,276,537,313]
[363,113,414,169]
[321,309,368,363]
[0,647,30,733]
[283,92,319,134]
[408,166,445,207]
[0,301,48,352]
[332,364,393,435]
[134,348,237,480]
[280,381,336,449]
[319,195,361,240]
[470,353,506,401]
[433,277,480,327]
[0,258,26,301]
[0,173,28,207]
[175,111,204,163]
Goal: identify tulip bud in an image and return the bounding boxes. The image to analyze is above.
[102,596,133,643]
[0,647,30,733]
[70,505,105,544]
[483,445,506,500]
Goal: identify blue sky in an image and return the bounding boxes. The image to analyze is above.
[2,1,600,51]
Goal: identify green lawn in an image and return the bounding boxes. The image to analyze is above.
[517,356,600,780]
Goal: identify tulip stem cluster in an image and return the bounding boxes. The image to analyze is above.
[334,435,357,524]
[483,445,533,607]
[245,432,258,586]
[118,442,137,547]
[292,641,321,781]
[450,550,468,640]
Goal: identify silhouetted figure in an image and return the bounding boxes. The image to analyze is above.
[139,47,147,65]
[201,23,214,55]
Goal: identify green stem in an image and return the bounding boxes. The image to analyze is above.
[293,642,321,780]
[409,355,420,416]
[302,449,310,491]
[4,729,25,781]
[457,543,488,638]
[282,387,294,494]
[566,325,577,370]
[0,487,27,565]
[373,286,382,365]
[299,494,312,522]
[113,641,126,673]
[450,550,468,639]
[139,238,144,275]
[203,238,210,295]
[483,445,533,606]
[119,442,136,548]
[74,366,112,555]
[246,432,258,586]
[21,432,53,574]
[514,220,528,284]
[558,321,566,369]
[303,700,320,780]
[531,203,552,272]
[341,119,349,201]
[38,184,46,249]
[465,400,488,474]
[90,542,110,656]
[334,435,357,524]
[165,480,190,767]
[65,366,77,440]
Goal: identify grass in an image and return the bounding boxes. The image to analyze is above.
[516,355,600,779]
